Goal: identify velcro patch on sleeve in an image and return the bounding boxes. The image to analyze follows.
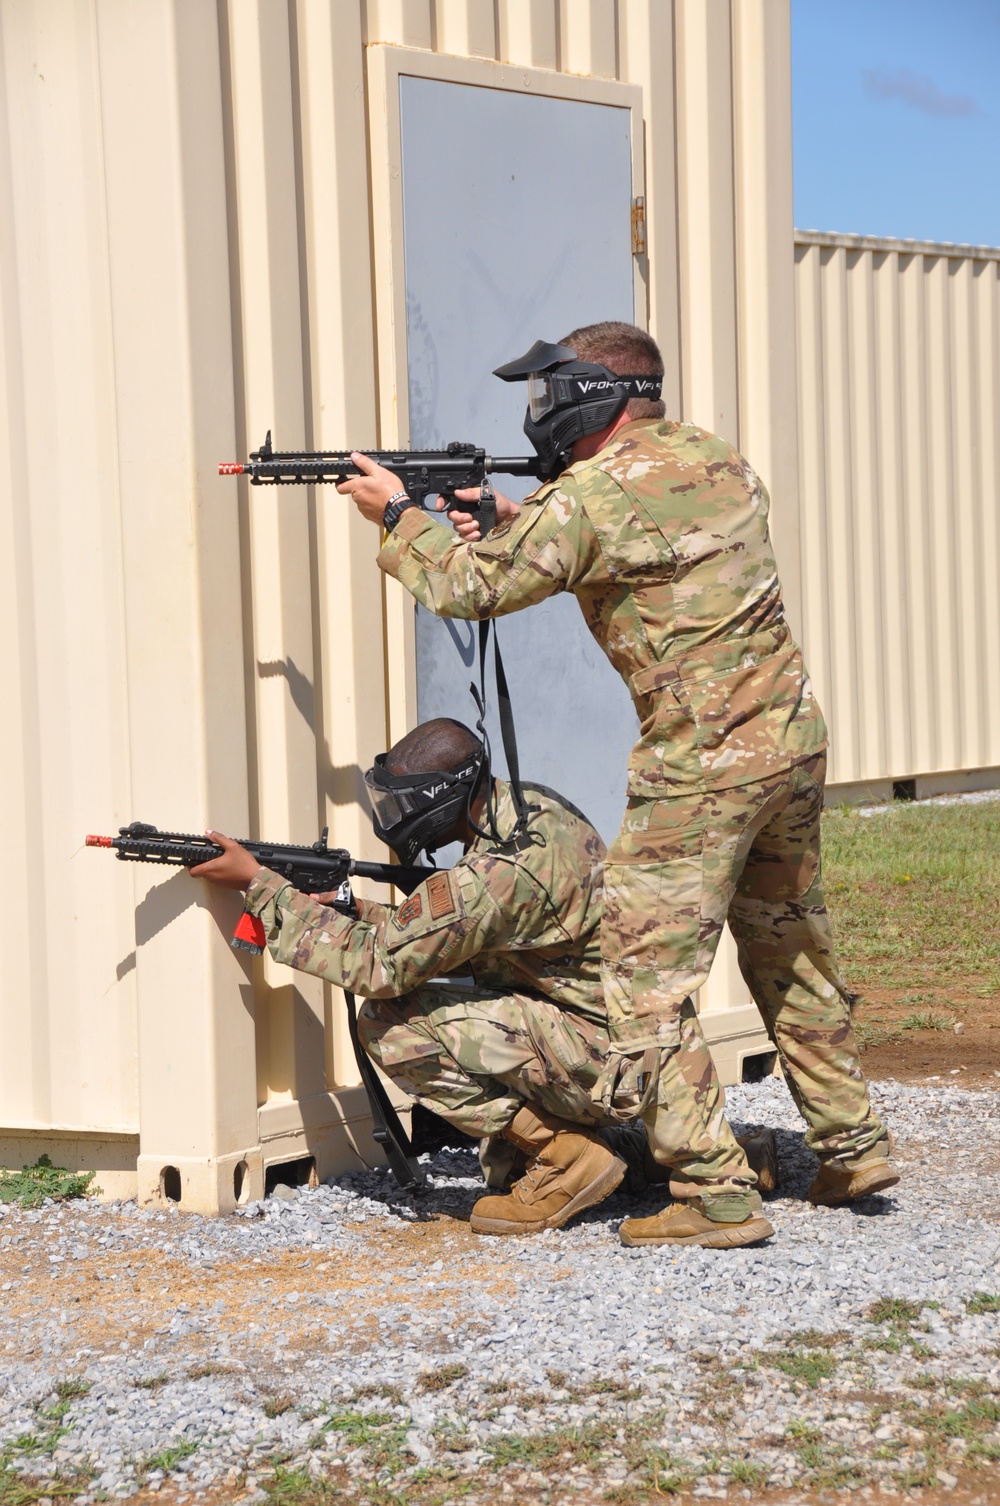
[394,892,423,929]
[426,870,459,921]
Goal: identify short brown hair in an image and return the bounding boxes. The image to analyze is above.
[561,321,666,421]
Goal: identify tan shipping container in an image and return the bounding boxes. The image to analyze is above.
[1,0,826,1210]
[795,231,1000,802]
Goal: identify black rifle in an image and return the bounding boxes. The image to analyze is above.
[220,431,543,535]
[87,821,434,1192]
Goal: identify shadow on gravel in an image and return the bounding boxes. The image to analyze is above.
[847,1194,899,1217]
[337,1188,480,1223]
[327,1143,485,1223]
[326,1118,903,1230]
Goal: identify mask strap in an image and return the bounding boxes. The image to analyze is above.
[468,620,531,848]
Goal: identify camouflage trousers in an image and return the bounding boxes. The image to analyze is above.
[601,754,887,1200]
[356,982,619,1138]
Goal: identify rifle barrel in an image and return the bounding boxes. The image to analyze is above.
[490,457,542,477]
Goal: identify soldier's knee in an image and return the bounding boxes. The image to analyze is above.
[355,991,427,1055]
[354,998,384,1057]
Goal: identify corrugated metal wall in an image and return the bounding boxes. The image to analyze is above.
[0,0,799,1204]
[795,231,1000,791]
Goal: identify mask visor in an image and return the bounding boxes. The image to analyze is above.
[364,755,482,832]
[527,372,556,421]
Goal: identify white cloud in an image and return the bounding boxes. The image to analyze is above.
[862,65,980,118]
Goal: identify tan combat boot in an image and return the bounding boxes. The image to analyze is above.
[618,1199,775,1249]
[607,1124,779,1196]
[470,1106,626,1236]
[807,1150,899,1206]
[737,1126,779,1197]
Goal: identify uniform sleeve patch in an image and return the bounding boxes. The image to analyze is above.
[394,892,423,929]
[427,871,458,921]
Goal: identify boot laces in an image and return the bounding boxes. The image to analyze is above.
[511,1157,560,1204]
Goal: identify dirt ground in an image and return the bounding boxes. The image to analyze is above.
[852,982,1000,1087]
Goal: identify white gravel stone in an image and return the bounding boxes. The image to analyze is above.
[1,1076,999,1500]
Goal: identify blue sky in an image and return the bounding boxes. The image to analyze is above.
[792,0,1000,246]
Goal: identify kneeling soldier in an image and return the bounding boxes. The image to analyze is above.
[192,717,773,1241]
[193,718,624,1234]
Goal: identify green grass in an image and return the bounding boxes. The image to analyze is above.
[769,1351,838,1387]
[0,1469,94,1506]
[604,1449,695,1501]
[783,1420,868,1490]
[134,1374,169,1391]
[966,1293,1000,1315]
[866,1296,924,1326]
[854,1020,902,1048]
[726,1458,769,1487]
[488,1420,614,1469]
[0,1156,98,1208]
[912,1392,1000,1453]
[863,1297,934,1355]
[822,800,1000,993]
[53,1381,89,1404]
[321,1411,408,1471]
[322,1410,395,1444]
[899,1010,952,1031]
[263,1396,294,1418]
[415,1362,468,1393]
[779,1327,849,1350]
[0,1375,95,1497]
[350,1382,404,1405]
[257,1469,327,1506]
[142,1440,199,1474]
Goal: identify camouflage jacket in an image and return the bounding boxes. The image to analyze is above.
[243,780,607,1023]
[379,420,827,796]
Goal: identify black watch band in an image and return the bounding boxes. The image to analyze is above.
[383,493,416,532]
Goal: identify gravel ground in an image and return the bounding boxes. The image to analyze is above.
[2,1076,999,1506]
[856,789,1000,816]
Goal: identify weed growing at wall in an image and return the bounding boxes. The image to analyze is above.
[0,1156,98,1208]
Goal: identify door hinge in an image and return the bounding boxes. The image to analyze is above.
[631,196,646,257]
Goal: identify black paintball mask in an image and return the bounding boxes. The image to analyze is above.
[493,339,663,482]
[364,745,487,866]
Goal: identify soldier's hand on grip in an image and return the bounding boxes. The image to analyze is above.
[438,486,520,542]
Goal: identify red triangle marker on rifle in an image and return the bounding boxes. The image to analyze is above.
[231,909,266,955]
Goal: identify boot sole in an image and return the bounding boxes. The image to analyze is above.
[808,1166,900,1207]
[619,1215,775,1249]
[470,1155,627,1236]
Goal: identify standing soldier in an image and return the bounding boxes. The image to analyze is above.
[339,321,897,1248]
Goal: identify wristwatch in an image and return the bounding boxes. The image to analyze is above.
[383,491,415,532]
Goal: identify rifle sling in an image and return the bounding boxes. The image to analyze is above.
[343,989,425,1193]
[475,618,531,845]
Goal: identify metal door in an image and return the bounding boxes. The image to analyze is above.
[399,75,640,845]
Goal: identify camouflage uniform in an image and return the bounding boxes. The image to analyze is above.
[378,419,887,1199]
[243,782,632,1138]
